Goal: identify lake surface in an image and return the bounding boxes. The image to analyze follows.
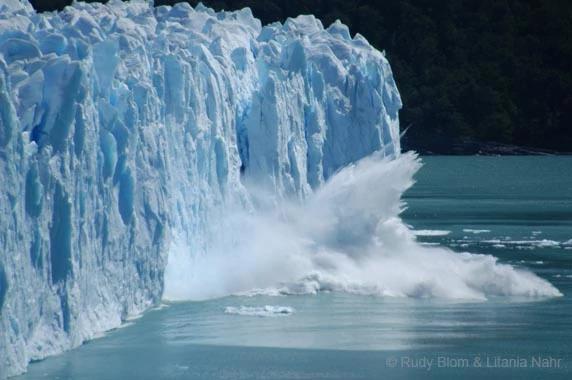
[17,156,572,379]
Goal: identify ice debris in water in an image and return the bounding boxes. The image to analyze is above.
[224,305,295,317]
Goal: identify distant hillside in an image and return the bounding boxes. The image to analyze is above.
[28,0,572,154]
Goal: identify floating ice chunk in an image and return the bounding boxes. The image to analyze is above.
[413,230,451,237]
[483,239,561,248]
[224,305,295,317]
[462,229,490,234]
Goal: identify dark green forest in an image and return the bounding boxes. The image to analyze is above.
[29,0,572,153]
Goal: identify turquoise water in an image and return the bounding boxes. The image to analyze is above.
[18,157,572,379]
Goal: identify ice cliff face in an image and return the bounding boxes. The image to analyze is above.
[0,0,400,376]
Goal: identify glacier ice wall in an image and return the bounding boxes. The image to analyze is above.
[0,0,401,376]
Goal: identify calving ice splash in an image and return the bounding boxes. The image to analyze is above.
[0,0,559,377]
[164,152,561,301]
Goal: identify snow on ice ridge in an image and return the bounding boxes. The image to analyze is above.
[0,0,400,376]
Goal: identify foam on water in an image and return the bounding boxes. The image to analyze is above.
[164,153,561,301]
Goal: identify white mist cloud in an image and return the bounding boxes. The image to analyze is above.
[164,152,561,301]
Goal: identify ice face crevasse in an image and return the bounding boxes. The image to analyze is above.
[0,0,401,377]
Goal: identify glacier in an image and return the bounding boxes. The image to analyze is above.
[0,0,560,378]
[0,0,400,376]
